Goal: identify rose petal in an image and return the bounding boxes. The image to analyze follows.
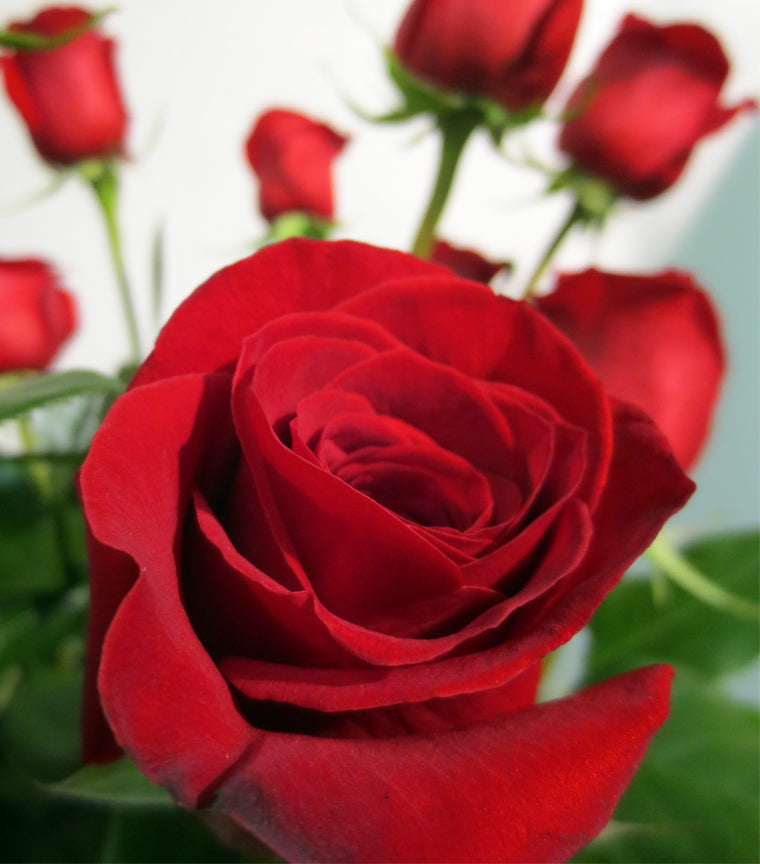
[132,239,448,388]
[211,666,673,864]
[231,353,465,632]
[185,490,357,668]
[80,374,252,804]
[337,278,612,506]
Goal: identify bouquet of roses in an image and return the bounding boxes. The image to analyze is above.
[0,1,757,862]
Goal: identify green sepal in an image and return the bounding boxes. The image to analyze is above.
[365,48,542,143]
[548,167,619,227]
[0,8,115,51]
[262,212,337,244]
[0,370,124,423]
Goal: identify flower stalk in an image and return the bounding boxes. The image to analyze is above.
[646,534,760,621]
[85,162,141,363]
[411,112,478,259]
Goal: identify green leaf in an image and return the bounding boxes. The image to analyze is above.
[0,461,66,598]
[0,767,251,863]
[1,666,83,780]
[587,532,760,682]
[0,370,124,423]
[575,675,759,863]
[47,759,174,808]
[0,587,87,669]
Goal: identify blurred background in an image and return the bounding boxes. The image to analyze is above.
[0,0,758,533]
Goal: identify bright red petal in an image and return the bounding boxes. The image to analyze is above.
[212,666,673,863]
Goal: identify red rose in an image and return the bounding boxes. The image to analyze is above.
[81,240,693,863]
[431,239,510,284]
[0,257,77,371]
[245,109,348,222]
[1,6,128,165]
[535,269,724,471]
[393,0,583,112]
[559,15,755,200]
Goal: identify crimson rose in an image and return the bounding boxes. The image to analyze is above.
[559,15,755,200]
[245,109,347,222]
[1,5,127,165]
[0,257,76,371]
[535,269,725,471]
[393,0,583,112]
[81,240,693,863]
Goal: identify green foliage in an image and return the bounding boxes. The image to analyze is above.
[0,370,123,424]
[48,759,173,807]
[576,675,759,863]
[0,461,66,598]
[588,532,760,682]
[373,48,540,144]
[575,532,760,863]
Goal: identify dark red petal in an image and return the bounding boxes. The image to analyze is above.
[132,240,448,388]
[231,354,464,633]
[80,374,252,801]
[251,334,378,435]
[431,239,508,284]
[337,279,612,507]
[81,530,137,764]
[212,666,673,864]
[186,490,356,668]
[273,398,691,689]
[326,347,518,480]
[98,571,252,807]
[507,399,695,640]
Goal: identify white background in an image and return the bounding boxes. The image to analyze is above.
[0,0,758,530]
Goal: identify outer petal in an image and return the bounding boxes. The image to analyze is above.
[536,269,725,470]
[132,239,448,388]
[80,374,252,802]
[212,666,673,863]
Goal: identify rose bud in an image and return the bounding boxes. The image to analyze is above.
[535,269,724,471]
[393,0,584,112]
[0,257,77,371]
[431,239,511,284]
[1,6,128,166]
[80,239,693,863]
[245,109,348,223]
[559,15,756,200]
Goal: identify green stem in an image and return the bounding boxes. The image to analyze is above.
[87,164,141,363]
[523,203,582,299]
[646,535,760,621]
[411,114,477,259]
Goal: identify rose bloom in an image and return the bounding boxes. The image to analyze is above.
[431,239,510,284]
[559,15,755,200]
[81,240,693,863]
[535,269,725,471]
[1,5,127,165]
[245,109,348,223]
[0,257,76,371]
[393,0,583,111]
